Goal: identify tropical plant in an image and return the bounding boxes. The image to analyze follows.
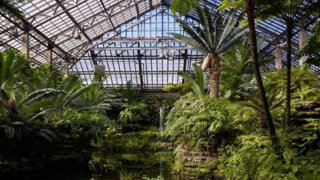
[220,40,272,101]
[26,67,111,116]
[165,93,237,149]
[172,5,247,98]
[243,0,282,157]
[221,0,320,127]
[163,64,207,96]
[0,50,60,122]
[119,101,148,124]
[215,134,320,179]
[52,109,109,140]
[178,64,207,96]
[72,73,112,112]
[170,0,200,14]
[256,0,320,126]
[115,81,149,125]
[239,89,285,127]
[0,49,28,121]
[221,40,252,76]
[264,67,320,102]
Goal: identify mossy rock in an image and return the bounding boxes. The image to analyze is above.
[172,146,216,178]
[295,101,320,111]
[295,112,320,118]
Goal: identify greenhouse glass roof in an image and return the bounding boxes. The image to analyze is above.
[0,0,319,91]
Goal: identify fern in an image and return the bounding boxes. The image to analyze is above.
[164,93,237,149]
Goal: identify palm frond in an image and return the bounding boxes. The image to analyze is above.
[19,88,63,107]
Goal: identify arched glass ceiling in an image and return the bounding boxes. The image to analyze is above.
[0,0,320,90]
[71,6,203,90]
[0,0,161,65]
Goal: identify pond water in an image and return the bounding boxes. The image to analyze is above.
[36,152,182,180]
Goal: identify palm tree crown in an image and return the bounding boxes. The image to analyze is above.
[172,6,247,98]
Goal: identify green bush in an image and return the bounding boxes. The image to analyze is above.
[52,109,109,139]
[104,129,160,151]
[119,101,149,124]
[215,133,320,179]
[164,93,238,149]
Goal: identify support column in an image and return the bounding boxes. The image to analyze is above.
[299,22,308,66]
[63,62,69,76]
[182,49,188,84]
[137,49,144,91]
[21,23,30,59]
[46,43,53,67]
[90,50,98,65]
[275,39,283,69]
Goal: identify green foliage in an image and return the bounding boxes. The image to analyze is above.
[178,65,207,96]
[104,129,160,151]
[255,0,309,20]
[115,81,150,125]
[0,50,37,122]
[235,67,320,127]
[163,83,187,94]
[220,41,253,100]
[163,64,207,96]
[170,0,200,14]
[165,93,237,148]
[264,67,320,102]
[0,50,112,146]
[172,5,247,55]
[119,101,149,124]
[52,109,109,139]
[219,0,244,11]
[22,65,112,118]
[116,81,140,102]
[215,131,320,179]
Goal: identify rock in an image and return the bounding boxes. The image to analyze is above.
[295,112,320,119]
[295,101,320,111]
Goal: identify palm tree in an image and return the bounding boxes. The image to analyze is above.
[0,0,25,19]
[172,6,247,99]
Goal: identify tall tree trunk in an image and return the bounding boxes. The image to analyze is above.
[209,54,220,99]
[258,111,267,128]
[285,18,293,127]
[246,0,283,161]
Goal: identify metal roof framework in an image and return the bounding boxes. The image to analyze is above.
[0,0,319,91]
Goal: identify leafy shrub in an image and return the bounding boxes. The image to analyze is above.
[52,109,109,139]
[104,129,160,151]
[164,93,238,149]
[264,67,320,102]
[119,101,149,124]
[215,132,320,179]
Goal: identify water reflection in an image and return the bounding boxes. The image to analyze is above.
[89,152,173,180]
